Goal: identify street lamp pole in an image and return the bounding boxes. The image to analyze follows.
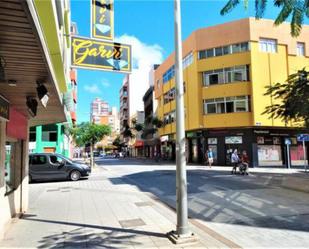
[174,0,189,236]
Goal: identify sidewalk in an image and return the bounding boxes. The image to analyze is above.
[0,166,240,249]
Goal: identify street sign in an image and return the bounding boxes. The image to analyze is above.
[91,0,114,40]
[71,36,131,73]
[297,134,309,142]
[284,138,291,145]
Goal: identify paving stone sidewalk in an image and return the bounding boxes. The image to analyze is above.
[0,167,240,249]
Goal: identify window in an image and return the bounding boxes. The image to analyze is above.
[203,65,249,86]
[259,39,277,53]
[31,155,47,165]
[183,52,193,69]
[232,43,241,53]
[198,50,206,59]
[50,155,64,165]
[206,48,214,58]
[215,47,223,56]
[203,96,250,114]
[225,97,234,113]
[29,132,36,142]
[223,45,231,55]
[198,42,249,60]
[297,42,305,56]
[207,103,216,114]
[163,110,176,124]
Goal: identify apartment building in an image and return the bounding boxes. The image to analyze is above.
[119,71,149,153]
[154,18,309,167]
[90,98,120,149]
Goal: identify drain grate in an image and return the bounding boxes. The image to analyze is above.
[119,218,146,228]
[134,201,153,207]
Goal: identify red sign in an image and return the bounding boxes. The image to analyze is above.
[6,107,27,140]
[134,140,144,147]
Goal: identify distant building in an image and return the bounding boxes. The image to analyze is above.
[90,98,119,133]
[90,98,120,150]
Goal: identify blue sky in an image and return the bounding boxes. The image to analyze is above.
[71,0,306,123]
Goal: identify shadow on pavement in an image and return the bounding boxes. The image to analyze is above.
[109,169,309,233]
[21,216,166,248]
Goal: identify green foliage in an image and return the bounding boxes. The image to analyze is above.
[70,122,111,146]
[151,116,163,128]
[112,136,121,147]
[263,69,309,127]
[134,123,144,131]
[221,0,309,36]
[123,125,134,138]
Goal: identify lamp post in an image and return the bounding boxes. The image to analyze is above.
[167,0,196,244]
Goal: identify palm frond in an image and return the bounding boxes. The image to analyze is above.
[255,0,268,18]
[220,0,240,15]
[290,2,304,37]
[274,2,293,25]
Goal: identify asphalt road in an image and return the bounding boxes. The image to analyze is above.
[96,157,309,248]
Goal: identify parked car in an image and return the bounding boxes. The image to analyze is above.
[29,153,91,182]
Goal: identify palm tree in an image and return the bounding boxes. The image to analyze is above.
[221,0,309,37]
[263,69,309,127]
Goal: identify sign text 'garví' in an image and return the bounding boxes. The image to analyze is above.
[71,36,131,73]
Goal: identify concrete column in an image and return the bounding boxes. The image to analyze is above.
[56,124,62,154]
[35,126,42,153]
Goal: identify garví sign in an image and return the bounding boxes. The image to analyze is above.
[71,36,131,73]
[91,0,114,40]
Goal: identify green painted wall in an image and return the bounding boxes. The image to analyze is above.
[33,123,69,157]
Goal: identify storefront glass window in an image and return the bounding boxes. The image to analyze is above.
[258,145,282,166]
[291,145,308,166]
[5,142,14,193]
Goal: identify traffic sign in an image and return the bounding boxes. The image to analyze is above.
[285,138,291,145]
[297,134,309,142]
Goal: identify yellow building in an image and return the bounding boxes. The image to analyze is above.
[154,18,309,167]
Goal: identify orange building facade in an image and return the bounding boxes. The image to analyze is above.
[154,18,309,167]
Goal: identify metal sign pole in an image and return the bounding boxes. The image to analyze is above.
[303,139,307,172]
[287,143,290,169]
[167,0,197,244]
[174,0,189,236]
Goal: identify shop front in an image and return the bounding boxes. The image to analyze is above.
[186,131,204,164]
[160,135,176,160]
[203,128,309,168]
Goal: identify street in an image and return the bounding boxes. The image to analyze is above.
[96,158,309,248]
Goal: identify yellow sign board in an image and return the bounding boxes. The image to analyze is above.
[71,36,131,73]
[91,0,114,40]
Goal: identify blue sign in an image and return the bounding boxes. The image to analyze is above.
[297,134,309,142]
[284,138,291,145]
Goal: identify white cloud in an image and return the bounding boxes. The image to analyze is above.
[115,35,164,113]
[84,84,101,94]
[101,79,110,88]
[116,34,163,70]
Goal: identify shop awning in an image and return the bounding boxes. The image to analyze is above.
[0,0,67,126]
[134,140,144,147]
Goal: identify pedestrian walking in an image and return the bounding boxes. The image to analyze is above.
[231,149,240,174]
[207,148,214,168]
[241,150,249,175]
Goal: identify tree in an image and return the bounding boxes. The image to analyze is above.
[70,122,111,168]
[263,69,309,127]
[221,0,309,37]
[113,135,121,147]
